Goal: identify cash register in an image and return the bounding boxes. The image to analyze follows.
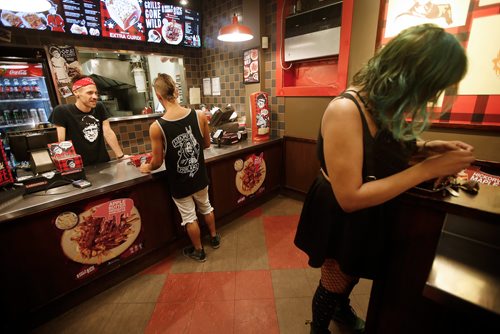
[209,104,247,146]
[7,130,85,193]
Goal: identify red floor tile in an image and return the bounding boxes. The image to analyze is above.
[244,207,263,218]
[234,299,280,334]
[145,302,194,334]
[188,301,235,334]
[235,270,274,300]
[263,215,309,269]
[142,256,175,275]
[157,273,201,303]
[196,271,236,301]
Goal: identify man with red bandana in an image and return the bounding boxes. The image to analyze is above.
[49,75,126,166]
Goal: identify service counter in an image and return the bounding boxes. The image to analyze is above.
[366,176,500,333]
[0,138,282,332]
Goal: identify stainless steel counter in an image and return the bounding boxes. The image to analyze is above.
[108,113,162,122]
[0,138,281,223]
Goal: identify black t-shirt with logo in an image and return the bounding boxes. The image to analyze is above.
[50,103,110,166]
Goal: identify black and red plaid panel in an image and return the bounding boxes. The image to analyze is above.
[378,0,500,128]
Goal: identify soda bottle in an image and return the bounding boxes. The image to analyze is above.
[0,109,5,125]
[30,108,39,123]
[12,78,22,99]
[37,108,48,122]
[31,79,42,98]
[3,109,13,124]
[0,81,5,100]
[12,109,22,124]
[21,108,29,123]
[4,78,12,99]
[21,78,32,99]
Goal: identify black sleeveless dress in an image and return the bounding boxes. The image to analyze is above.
[294,92,416,268]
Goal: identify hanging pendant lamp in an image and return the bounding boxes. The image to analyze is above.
[0,0,51,13]
[217,14,254,42]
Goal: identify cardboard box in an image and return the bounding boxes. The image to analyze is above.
[48,140,82,172]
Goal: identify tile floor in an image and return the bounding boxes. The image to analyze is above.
[33,195,372,334]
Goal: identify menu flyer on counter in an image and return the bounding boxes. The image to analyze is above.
[100,0,146,41]
[62,0,101,36]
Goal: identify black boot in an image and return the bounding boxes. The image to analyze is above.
[331,295,365,333]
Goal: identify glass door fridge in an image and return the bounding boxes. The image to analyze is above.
[0,50,58,166]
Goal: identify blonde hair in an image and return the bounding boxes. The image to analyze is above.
[153,73,177,102]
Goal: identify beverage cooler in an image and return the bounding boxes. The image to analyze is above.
[0,49,58,165]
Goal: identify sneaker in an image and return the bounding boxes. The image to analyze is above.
[210,233,221,249]
[332,298,365,333]
[182,246,206,262]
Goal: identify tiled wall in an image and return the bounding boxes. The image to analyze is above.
[108,117,159,157]
[200,0,285,137]
[263,0,285,138]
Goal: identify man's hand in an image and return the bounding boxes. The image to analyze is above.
[139,163,152,173]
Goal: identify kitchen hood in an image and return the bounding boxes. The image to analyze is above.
[81,58,135,90]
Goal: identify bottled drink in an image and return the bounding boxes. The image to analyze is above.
[21,108,29,123]
[12,79,22,99]
[31,79,42,98]
[37,108,48,122]
[30,108,40,123]
[12,109,22,124]
[3,109,13,124]
[4,79,13,99]
[0,81,5,100]
[21,78,32,99]
[0,109,5,125]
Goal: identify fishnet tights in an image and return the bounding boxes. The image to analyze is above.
[320,259,359,294]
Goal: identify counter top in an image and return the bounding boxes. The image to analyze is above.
[0,138,282,223]
[108,113,162,122]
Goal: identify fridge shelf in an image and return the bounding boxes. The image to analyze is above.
[0,122,50,129]
[0,98,50,103]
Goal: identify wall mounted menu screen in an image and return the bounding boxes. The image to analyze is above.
[100,0,146,41]
[0,0,67,32]
[62,0,101,36]
[144,1,200,47]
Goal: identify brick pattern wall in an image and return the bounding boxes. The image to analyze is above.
[200,0,246,117]
[263,0,285,138]
[107,117,159,157]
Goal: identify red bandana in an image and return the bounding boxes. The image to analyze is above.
[72,77,96,91]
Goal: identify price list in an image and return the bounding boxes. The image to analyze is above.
[62,0,101,36]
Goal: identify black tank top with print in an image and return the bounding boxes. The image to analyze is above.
[156,109,209,198]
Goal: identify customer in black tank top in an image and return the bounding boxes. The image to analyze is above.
[294,24,475,333]
[140,73,220,263]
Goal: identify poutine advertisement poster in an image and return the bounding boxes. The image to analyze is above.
[234,152,267,204]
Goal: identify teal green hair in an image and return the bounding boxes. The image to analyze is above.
[352,24,467,140]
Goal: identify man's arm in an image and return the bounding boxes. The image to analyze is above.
[197,110,211,149]
[102,120,125,158]
[140,122,164,173]
[55,125,66,142]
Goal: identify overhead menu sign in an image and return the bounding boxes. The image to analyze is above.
[144,1,200,47]
[0,0,200,47]
[100,0,146,41]
[62,0,101,36]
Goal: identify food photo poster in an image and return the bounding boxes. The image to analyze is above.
[243,48,259,84]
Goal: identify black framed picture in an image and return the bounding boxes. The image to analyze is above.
[243,48,259,84]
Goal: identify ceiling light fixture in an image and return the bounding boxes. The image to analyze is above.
[0,0,51,13]
[217,14,254,42]
[180,0,188,5]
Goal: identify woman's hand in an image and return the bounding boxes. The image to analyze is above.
[423,140,474,155]
[421,149,475,179]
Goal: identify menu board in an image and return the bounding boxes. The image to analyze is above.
[0,0,200,47]
[100,0,146,41]
[143,1,200,47]
[62,0,101,36]
[0,0,66,32]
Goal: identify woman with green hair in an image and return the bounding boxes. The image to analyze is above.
[294,24,475,334]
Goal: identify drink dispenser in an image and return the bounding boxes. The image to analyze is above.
[249,92,270,142]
